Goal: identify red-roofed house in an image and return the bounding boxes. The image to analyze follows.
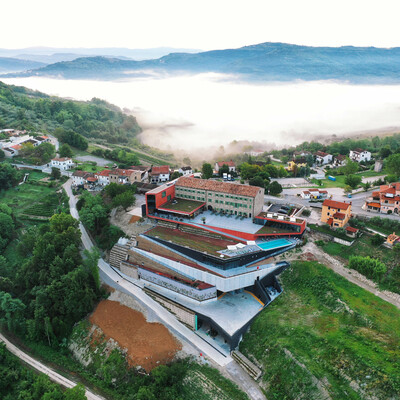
[215,160,236,173]
[321,199,352,228]
[349,148,371,163]
[346,226,359,238]
[315,151,332,165]
[363,182,400,214]
[95,169,112,186]
[149,165,171,184]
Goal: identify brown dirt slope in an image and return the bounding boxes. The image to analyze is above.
[89,300,181,372]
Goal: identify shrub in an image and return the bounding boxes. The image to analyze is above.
[370,234,385,246]
[302,209,311,217]
[315,240,325,246]
[348,256,387,281]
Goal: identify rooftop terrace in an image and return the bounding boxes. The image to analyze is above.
[158,198,205,214]
[145,226,239,256]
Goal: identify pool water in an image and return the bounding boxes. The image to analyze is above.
[257,239,293,251]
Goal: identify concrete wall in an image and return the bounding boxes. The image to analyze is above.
[138,267,217,301]
[120,261,139,279]
[132,247,280,292]
[144,287,196,329]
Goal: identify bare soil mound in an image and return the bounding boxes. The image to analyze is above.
[89,299,182,372]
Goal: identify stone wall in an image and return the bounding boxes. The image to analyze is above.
[144,288,196,329]
[120,261,139,279]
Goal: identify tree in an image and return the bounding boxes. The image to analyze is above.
[269,181,283,196]
[370,234,385,246]
[58,143,73,158]
[249,175,265,188]
[218,164,229,177]
[340,158,359,176]
[170,171,182,180]
[0,163,22,190]
[386,153,400,178]
[364,181,371,192]
[202,163,213,179]
[112,191,136,211]
[50,167,61,180]
[345,174,362,189]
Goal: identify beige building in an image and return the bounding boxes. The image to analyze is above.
[175,177,264,218]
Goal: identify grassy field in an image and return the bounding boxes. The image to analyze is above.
[240,261,400,400]
[320,236,400,294]
[0,171,67,224]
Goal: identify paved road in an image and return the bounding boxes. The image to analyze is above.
[272,187,400,221]
[0,333,105,400]
[63,179,232,368]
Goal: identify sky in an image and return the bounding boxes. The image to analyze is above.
[2,0,400,50]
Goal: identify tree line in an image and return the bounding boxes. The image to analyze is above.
[0,81,141,145]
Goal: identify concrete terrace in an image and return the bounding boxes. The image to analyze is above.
[142,280,265,337]
[191,210,261,234]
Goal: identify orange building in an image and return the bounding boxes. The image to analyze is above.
[321,199,352,228]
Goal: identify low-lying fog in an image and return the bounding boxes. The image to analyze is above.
[4,74,400,155]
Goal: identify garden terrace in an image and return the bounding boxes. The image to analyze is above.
[256,224,298,235]
[145,226,239,256]
[157,198,205,215]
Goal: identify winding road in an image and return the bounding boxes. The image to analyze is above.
[0,333,105,400]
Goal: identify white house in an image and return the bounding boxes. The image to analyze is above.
[315,151,333,165]
[50,157,74,170]
[179,166,193,176]
[300,188,329,200]
[215,160,236,173]
[149,165,170,184]
[333,154,347,167]
[95,169,111,186]
[349,148,371,163]
[72,170,88,185]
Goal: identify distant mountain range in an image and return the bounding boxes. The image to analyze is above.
[0,46,201,63]
[0,57,46,73]
[2,42,400,83]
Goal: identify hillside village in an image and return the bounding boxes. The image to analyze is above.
[1,117,400,400]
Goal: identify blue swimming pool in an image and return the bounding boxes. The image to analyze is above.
[257,239,293,251]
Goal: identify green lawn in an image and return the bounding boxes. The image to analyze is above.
[321,236,400,294]
[159,198,205,213]
[72,161,113,173]
[146,226,236,255]
[256,224,295,235]
[240,261,400,400]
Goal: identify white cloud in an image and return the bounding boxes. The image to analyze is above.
[1,0,400,49]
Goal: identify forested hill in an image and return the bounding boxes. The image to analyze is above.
[5,42,400,83]
[0,81,141,144]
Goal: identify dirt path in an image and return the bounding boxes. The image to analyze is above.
[284,241,400,310]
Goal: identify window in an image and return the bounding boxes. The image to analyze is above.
[162,191,166,198]
[167,195,171,201]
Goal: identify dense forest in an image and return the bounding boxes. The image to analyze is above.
[0,81,141,144]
